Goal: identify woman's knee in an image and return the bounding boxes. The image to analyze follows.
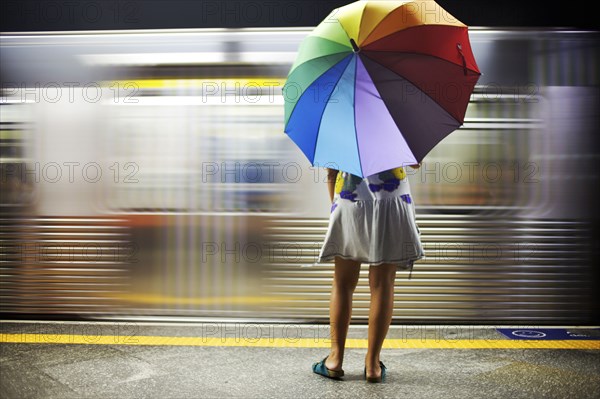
[333,276,359,293]
[368,263,397,289]
[333,257,361,291]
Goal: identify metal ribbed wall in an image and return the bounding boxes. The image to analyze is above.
[262,215,594,323]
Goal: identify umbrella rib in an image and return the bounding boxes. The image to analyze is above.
[358,53,460,161]
[307,34,352,49]
[363,24,467,50]
[285,52,352,126]
[288,50,352,76]
[311,56,355,169]
[360,50,478,124]
[362,23,468,52]
[362,25,481,75]
[288,35,353,75]
[359,2,411,46]
[356,54,419,169]
[362,48,481,75]
[328,8,354,48]
[352,55,364,177]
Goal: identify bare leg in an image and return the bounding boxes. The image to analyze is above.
[365,263,397,379]
[325,256,361,371]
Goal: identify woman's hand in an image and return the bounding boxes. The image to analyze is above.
[326,168,338,203]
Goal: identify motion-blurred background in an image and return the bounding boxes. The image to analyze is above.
[1,1,599,324]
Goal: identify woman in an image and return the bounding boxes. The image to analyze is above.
[311,164,425,383]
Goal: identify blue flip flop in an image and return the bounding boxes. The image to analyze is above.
[364,361,387,383]
[312,355,344,379]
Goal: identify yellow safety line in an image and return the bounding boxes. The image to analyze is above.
[101,78,285,89]
[2,334,599,349]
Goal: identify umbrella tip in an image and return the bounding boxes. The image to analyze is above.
[350,38,360,53]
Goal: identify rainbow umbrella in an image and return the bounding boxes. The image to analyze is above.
[283,0,481,178]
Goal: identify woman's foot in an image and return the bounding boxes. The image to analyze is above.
[365,362,382,379]
[324,354,343,372]
[364,360,386,383]
[312,355,345,379]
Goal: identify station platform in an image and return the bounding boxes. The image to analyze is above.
[1,321,599,398]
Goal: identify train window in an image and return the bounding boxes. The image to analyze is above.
[409,87,544,210]
[0,104,36,208]
[100,90,293,214]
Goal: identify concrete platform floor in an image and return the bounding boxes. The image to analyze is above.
[1,321,600,399]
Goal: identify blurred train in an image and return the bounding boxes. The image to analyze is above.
[0,27,598,324]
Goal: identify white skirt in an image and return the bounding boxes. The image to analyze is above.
[303,196,425,280]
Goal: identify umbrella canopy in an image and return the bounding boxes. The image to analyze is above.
[283,0,481,178]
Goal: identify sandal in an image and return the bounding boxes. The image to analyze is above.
[312,355,344,380]
[364,361,387,383]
